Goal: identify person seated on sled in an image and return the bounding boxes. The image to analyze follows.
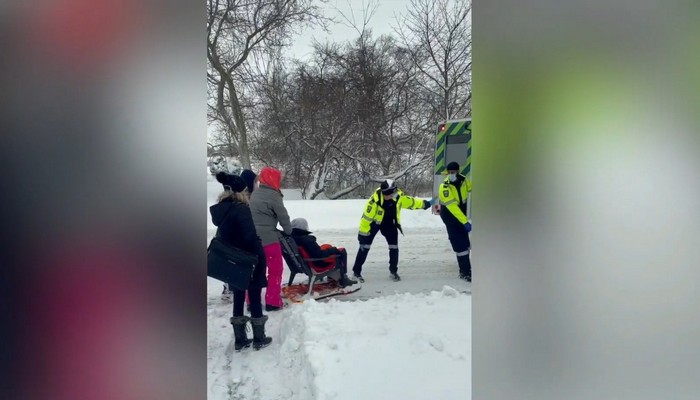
[290,218,358,288]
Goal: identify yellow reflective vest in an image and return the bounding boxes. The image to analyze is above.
[358,189,427,235]
[438,175,472,224]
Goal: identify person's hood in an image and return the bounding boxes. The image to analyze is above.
[209,200,238,226]
[291,217,309,231]
[291,228,312,236]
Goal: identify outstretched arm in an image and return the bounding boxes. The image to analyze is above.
[399,194,431,210]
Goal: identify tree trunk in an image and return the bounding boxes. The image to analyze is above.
[226,79,251,169]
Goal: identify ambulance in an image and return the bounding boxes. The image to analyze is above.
[433,118,472,217]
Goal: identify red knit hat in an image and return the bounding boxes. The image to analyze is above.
[259,167,282,191]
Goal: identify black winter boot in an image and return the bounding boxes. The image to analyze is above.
[388,248,399,274]
[221,284,233,301]
[230,316,252,351]
[250,315,273,350]
[457,253,471,280]
[265,304,286,312]
[338,274,358,287]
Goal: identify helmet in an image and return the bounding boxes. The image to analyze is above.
[380,179,397,195]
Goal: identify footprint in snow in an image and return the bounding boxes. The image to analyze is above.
[428,336,445,352]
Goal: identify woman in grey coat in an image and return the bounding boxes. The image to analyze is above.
[248,166,292,311]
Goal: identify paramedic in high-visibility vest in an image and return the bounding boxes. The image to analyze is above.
[351,179,434,282]
[438,162,473,281]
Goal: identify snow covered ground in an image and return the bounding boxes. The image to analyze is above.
[207,176,471,399]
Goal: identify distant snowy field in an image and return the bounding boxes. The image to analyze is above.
[207,175,471,400]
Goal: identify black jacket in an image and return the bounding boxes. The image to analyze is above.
[291,228,340,267]
[210,198,267,289]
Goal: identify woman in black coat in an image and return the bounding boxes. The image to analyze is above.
[210,172,272,351]
[290,218,357,288]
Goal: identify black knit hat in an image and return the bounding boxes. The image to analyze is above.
[215,172,247,193]
[446,162,460,172]
[240,169,257,193]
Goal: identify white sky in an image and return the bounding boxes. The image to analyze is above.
[286,0,413,61]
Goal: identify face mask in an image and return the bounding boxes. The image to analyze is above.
[448,173,457,182]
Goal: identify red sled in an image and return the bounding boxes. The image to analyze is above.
[278,232,361,302]
[282,280,361,303]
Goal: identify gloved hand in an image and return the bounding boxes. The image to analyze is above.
[423,198,436,209]
[464,222,472,233]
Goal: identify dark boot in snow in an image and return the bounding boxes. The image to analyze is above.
[338,274,358,287]
[353,273,365,283]
[250,315,273,350]
[265,304,287,312]
[222,284,233,301]
[389,248,399,273]
[457,253,471,281]
[230,316,252,351]
[390,272,401,282]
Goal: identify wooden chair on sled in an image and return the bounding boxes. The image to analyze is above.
[278,232,340,298]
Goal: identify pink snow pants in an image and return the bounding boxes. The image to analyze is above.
[263,242,284,308]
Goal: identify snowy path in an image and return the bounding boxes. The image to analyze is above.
[315,229,470,299]
[207,227,471,400]
[207,284,471,400]
[207,179,471,399]
[206,226,471,301]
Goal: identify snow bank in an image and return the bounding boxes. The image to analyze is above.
[278,287,470,400]
[208,288,470,400]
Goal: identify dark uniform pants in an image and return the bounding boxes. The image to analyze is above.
[352,223,399,275]
[335,249,349,275]
[440,210,471,276]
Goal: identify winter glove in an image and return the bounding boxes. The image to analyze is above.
[422,198,436,209]
[464,222,472,233]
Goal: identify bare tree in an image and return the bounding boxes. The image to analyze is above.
[206,0,326,168]
[395,0,472,120]
[337,34,434,179]
[252,32,437,199]
[254,48,354,199]
[333,0,379,38]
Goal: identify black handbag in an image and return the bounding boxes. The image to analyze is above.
[207,204,258,291]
